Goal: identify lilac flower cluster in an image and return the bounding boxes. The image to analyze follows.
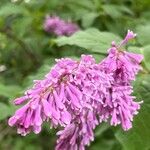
[8,30,143,150]
[44,16,79,36]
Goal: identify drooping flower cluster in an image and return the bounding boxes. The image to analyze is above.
[99,30,143,130]
[44,16,79,36]
[8,30,143,150]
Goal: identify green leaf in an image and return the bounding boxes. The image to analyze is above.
[81,12,98,28]
[0,3,27,17]
[92,53,105,63]
[91,126,121,150]
[0,102,15,120]
[102,5,133,18]
[67,0,95,11]
[102,5,123,18]
[0,84,22,99]
[115,74,150,150]
[90,139,121,150]
[13,17,33,37]
[136,24,150,45]
[23,58,56,87]
[95,123,110,137]
[55,28,121,54]
[142,45,150,70]
[127,46,141,54]
[128,45,150,71]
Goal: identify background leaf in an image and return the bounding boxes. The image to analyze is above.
[136,24,150,46]
[0,3,27,17]
[115,74,150,150]
[55,28,121,54]
[0,83,22,99]
[0,103,15,120]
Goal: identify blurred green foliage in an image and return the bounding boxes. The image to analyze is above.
[0,0,150,150]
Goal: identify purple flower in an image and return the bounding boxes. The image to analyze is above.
[54,55,113,149]
[44,16,61,33]
[56,110,98,150]
[8,58,81,135]
[99,30,143,130]
[44,16,79,36]
[120,30,137,46]
[8,30,143,149]
[109,85,142,130]
[100,42,143,82]
[96,85,142,131]
[8,55,112,137]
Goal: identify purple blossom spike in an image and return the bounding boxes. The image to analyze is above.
[99,30,143,130]
[8,54,112,137]
[8,30,144,149]
[44,16,79,36]
[107,85,141,130]
[100,44,143,82]
[8,58,81,134]
[56,110,98,150]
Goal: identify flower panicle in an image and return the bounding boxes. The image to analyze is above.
[8,30,143,149]
[44,16,79,36]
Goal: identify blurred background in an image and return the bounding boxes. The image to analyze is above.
[0,0,150,150]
